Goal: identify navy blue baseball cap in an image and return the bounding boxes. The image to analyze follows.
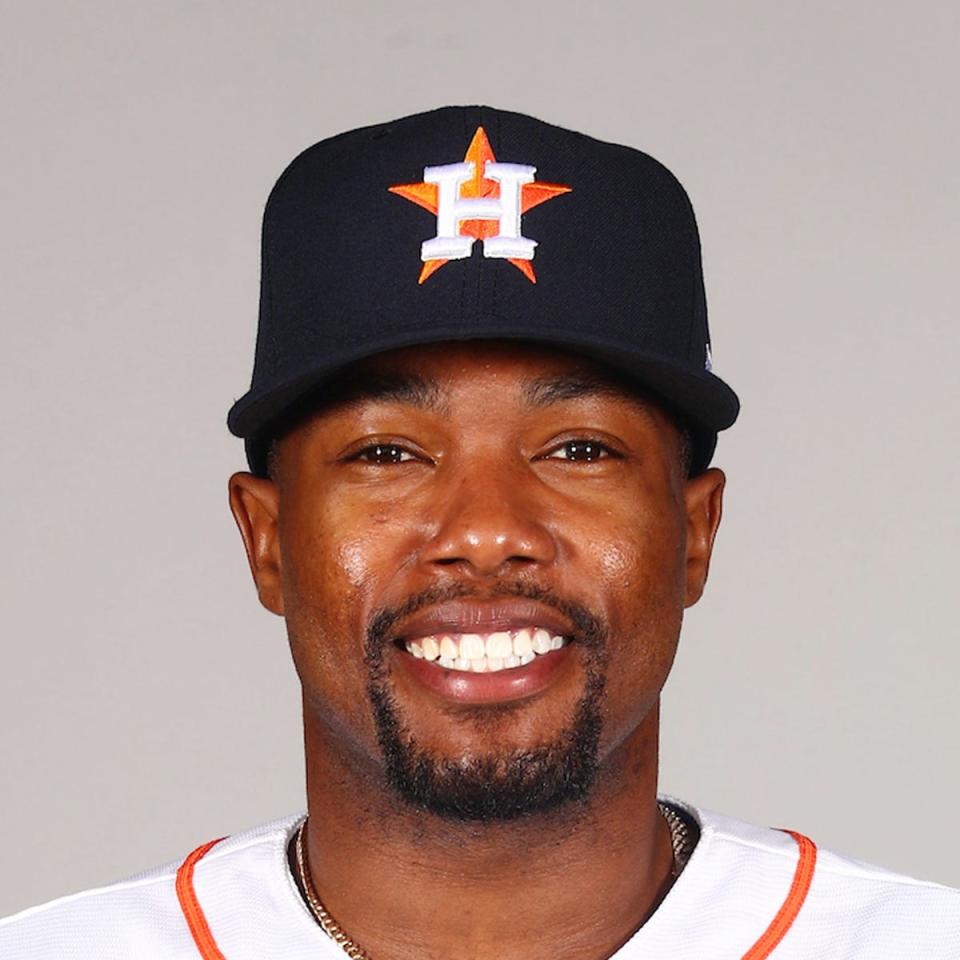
[227,105,739,474]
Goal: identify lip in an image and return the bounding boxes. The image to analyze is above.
[395,641,576,705]
[392,599,575,643]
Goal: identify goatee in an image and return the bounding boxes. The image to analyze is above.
[364,583,609,822]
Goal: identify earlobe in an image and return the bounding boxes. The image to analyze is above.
[683,467,725,608]
[227,472,285,616]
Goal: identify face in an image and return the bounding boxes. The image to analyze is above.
[229,341,724,821]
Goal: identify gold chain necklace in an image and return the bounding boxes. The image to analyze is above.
[293,803,695,959]
[659,801,697,877]
[294,820,370,959]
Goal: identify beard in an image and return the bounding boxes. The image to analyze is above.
[363,582,609,822]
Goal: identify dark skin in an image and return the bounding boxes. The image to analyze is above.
[228,340,725,960]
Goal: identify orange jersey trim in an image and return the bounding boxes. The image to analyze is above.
[741,830,818,959]
[175,837,229,960]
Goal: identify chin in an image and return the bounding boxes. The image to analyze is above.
[368,666,607,822]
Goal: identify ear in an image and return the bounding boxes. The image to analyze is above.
[683,467,725,608]
[228,471,284,616]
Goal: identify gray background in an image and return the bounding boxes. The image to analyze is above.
[1,0,957,916]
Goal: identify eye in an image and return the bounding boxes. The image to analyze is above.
[543,439,618,462]
[350,443,418,465]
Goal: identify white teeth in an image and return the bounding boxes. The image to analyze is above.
[460,634,485,660]
[532,629,553,655]
[439,636,458,660]
[513,629,533,657]
[406,628,569,673]
[486,632,513,659]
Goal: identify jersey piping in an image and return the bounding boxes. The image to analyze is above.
[175,838,228,960]
[741,831,817,958]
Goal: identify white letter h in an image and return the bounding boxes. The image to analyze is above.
[420,161,537,262]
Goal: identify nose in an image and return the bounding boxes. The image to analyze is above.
[419,458,557,578]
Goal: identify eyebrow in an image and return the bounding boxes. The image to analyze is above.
[521,372,649,409]
[326,372,449,415]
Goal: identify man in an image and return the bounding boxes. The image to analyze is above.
[1,106,956,958]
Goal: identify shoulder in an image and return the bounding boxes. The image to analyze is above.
[677,798,960,958]
[0,813,305,960]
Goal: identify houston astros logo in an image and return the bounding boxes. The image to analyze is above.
[389,127,571,284]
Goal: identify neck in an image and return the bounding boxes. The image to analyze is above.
[299,702,674,960]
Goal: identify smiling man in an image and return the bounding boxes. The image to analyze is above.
[245,340,708,854]
[2,106,957,959]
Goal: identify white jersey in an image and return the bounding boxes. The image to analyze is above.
[2,798,957,958]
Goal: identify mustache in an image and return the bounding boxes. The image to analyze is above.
[364,581,609,664]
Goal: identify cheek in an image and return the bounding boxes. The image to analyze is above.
[278,495,420,675]
[275,498,371,702]
[561,481,686,602]
[594,539,632,584]
[336,536,374,591]
[282,495,393,600]
[562,493,686,744]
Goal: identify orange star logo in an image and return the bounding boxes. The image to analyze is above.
[389,127,571,284]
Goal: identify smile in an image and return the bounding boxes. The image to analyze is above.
[403,627,569,673]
